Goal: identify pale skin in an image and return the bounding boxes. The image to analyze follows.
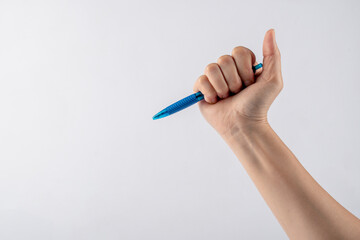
[193,29,360,239]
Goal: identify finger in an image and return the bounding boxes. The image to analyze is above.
[204,63,229,99]
[217,55,242,94]
[193,75,218,104]
[231,46,256,87]
[261,29,282,84]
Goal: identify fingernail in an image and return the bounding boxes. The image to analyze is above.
[272,29,277,45]
[206,97,214,104]
[221,93,229,99]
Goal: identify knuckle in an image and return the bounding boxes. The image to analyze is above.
[198,75,208,85]
[231,78,242,92]
[205,95,217,104]
[217,88,229,98]
[232,46,248,56]
[268,76,283,91]
[247,75,255,83]
[234,75,242,85]
[232,85,242,93]
[232,46,255,60]
[276,49,281,58]
[194,75,206,91]
[217,55,232,65]
[276,77,284,91]
[208,92,217,101]
[279,82,284,91]
[205,63,219,74]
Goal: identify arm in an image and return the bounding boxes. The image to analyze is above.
[193,29,360,239]
[223,121,360,240]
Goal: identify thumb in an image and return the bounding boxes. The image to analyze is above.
[260,29,281,79]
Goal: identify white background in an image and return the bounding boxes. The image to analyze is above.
[0,0,359,239]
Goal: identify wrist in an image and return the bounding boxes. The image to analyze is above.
[220,118,271,145]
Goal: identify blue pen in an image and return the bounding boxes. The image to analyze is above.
[152,63,263,120]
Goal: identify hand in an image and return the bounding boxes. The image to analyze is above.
[193,29,283,138]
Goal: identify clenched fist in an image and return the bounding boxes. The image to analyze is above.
[193,29,283,138]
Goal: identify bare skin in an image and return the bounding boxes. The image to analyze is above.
[193,29,360,240]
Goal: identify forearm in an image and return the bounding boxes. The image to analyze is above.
[222,121,360,240]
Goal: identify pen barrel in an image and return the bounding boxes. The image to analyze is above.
[195,91,204,101]
[166,92,203,115]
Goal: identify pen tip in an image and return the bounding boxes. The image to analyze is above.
[152,110,169,120]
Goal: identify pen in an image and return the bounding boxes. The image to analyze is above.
[152,63,263,120]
